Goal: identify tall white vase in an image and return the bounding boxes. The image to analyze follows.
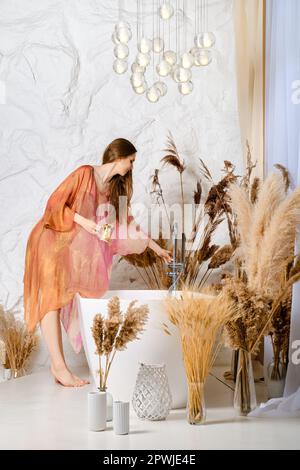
[88,391,107,431]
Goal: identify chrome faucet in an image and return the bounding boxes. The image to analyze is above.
[167,223,186,296]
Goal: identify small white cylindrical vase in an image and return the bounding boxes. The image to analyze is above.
[88,391,107,431]
[3,368,12,381]
[113,401,129,435]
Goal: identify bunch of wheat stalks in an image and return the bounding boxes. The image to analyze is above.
[163,285,238,423]
[91,296,149,391]
[0,305,38,373]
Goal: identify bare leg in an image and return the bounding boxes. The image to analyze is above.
[40,310,89,387]
[57,309,90,385]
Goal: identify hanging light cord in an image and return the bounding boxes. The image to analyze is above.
[152,0,155,82]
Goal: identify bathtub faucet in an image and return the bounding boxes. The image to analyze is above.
[167,223,186,296]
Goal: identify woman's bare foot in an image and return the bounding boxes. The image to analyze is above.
[50,364,89,387]
[72,373,90,385]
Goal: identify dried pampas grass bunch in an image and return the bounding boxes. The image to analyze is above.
[163,285,238,423]
[91,296,149,391]
[228,169,300,297]
[0,304,38,374]
[227,165,300,370]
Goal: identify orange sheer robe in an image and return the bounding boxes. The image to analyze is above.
[23,164,150,353]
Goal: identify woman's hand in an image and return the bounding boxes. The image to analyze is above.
[148,238,173,263]
[156,246,173,264]
[74,213,101,235]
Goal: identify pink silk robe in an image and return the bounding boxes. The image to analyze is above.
[23,164,150,353]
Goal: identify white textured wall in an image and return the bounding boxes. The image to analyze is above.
[0,0,242,372]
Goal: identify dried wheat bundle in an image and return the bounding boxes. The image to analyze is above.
[91,296,149,390]
[0,304,38,371]
[164,285,238,384]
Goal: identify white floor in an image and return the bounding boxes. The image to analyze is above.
[0,365,299,450]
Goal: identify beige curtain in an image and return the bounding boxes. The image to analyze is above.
[233,0,266,179]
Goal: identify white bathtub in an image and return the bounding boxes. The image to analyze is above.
[76,290,211,409]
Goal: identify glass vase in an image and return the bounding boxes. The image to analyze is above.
[11,367,26,379]
[266,359,287,399]
[186,381,206,425]
[234,349,257,415]
[132,362,172,420]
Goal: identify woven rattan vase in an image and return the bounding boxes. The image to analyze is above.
[132,362,172,420]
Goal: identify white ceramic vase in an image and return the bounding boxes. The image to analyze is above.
[3,368,12,381]
[113,401,130,435]
[88,391,107,431]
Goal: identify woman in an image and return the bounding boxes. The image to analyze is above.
[23,138,172,387]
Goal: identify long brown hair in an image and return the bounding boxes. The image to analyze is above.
[102,138,137,222]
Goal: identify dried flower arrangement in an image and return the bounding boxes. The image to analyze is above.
[91,296,149,391]
[0,304,38,377]
[222,165,300,411]
[163,284,238,424]
[117,231,171,289]
[121,130,242,289]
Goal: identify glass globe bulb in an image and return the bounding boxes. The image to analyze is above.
[114,44,129,60]
[146,86,160,103]
[138,37,152,54]
[111,31,120,45]
[172,65,192,83]
[117,27,132,44]
[154,81,168,97]
[189,46,199,56]
[132,79,147,94]
[136,52,151,67]
[133,83,147,94]
[202,32,216,48]
[115,21,131,31]
[159,3,174,20]
[163,50,177,65]
[178,81,193,95]
[194,32,216,49]
[194,49,212,67]
[156,60,171,77]
[131,72,144,88]
[152,37,164,53]
[131,62,145,73]
[180,52,194,69]
[113,59,128,74]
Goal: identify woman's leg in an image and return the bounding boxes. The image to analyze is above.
[40,310,89,387]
